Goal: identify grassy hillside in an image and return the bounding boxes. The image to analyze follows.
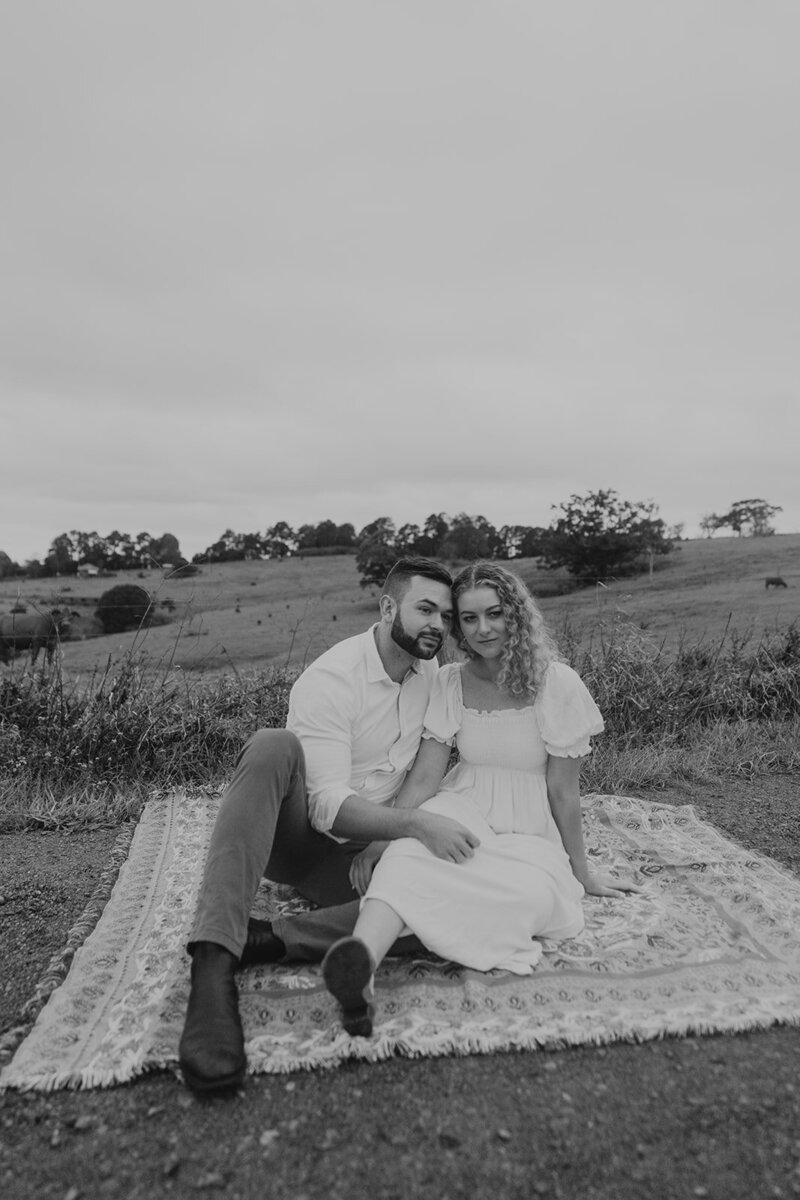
[0,533,797,677]
[0,558,374,676]
[2,537,798,828]
[533,532,799,650]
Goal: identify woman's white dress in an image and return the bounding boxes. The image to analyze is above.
[365,661,604,975]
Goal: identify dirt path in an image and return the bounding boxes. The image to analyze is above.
[1,778,799,1200]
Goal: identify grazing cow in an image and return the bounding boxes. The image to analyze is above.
[765,576,788,589]
[0,609,72,665]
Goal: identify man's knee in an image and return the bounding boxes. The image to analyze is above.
[241,728,304,774]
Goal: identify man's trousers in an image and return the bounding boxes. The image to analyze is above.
[188,728,420,962]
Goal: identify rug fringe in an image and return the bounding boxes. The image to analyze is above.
[242,1005,800,1079]
[9,1007,800,1092]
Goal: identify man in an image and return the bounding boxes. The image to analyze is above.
[179,557,480,1094]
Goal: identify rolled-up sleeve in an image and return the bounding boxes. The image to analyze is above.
[286,666,358,833]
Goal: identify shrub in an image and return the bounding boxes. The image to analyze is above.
[95,584,153,634]
[165,563,200,578]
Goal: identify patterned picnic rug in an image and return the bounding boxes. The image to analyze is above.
[3,790,800,1091]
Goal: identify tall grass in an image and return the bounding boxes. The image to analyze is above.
[567,616,800,794]
[0,655,297,830]
[567,615,800,738]
[1,619,798,830]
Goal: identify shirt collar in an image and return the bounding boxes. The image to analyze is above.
[365,625,422,682]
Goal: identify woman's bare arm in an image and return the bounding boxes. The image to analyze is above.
[546,755,641,897]
[391,737,452,809]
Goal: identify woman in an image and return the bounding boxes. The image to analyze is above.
[322,562,640,1037]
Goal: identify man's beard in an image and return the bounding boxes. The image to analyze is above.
[390,612,442,659]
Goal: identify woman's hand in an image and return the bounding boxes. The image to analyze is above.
[579,870,644,898]
[349,841,388,896]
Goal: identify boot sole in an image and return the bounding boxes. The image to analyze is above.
[322,938,375,1037]
[180,1059,245,1095]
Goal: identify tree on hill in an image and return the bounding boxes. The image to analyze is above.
[193,529,246,563]
[296,520,356,552]
[356,535,398,589]
[440,513,501,561]
[699,513,726,538]
[105,530,136,570]
[395,523,423,555]
[709,499,783,538]
[418,513,451,557]
[389,514,453,557]
[0,550,20,578]
[357,517,396,546]
[45,533,79,576]
[133,531,153,565]
[354,518,397,587]
[265,522,296,557]
[148,532,184,565]
[38,529,185,573]
[496,525,548,560]
[540,489,673,582]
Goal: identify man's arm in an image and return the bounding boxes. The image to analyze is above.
[348,740,463,893]
[330,793,479,862]
[290,663,478,861]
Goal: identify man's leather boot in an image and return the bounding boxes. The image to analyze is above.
[178,942,246,1094]
[237,918,286,968]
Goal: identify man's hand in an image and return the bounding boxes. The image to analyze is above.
[410,812,480,862]
[349,842,388,896]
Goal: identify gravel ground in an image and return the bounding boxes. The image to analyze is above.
[1,777,799,1200]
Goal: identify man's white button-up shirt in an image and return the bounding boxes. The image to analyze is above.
[286,626,439,836]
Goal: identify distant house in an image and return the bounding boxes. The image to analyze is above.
[77,563,99,577]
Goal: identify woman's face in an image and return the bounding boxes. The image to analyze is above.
[457,585,508,660]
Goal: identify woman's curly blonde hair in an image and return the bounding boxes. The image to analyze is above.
[451,561,561,700]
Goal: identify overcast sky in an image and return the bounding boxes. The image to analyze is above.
[1,0,797,564]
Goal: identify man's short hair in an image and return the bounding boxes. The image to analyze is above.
[382,557,452,600]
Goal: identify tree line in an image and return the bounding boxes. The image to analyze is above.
[0,530,185,580]
[353,493,678,586]
[0,493,782,586]
[699,499,782,538]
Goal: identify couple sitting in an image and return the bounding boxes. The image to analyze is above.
[179,556,639,1094]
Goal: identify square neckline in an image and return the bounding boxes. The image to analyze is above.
[455,662,536,717]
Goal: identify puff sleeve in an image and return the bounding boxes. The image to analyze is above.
[535,661,604,757]
[421,663,463,746]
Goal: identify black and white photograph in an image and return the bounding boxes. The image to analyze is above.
[1,4,798,1199]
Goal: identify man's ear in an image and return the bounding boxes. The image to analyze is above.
[379,594,395,623]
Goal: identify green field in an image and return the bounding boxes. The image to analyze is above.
[1,533,798,830]
[531,532,800,651]
[1,533,797,677]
